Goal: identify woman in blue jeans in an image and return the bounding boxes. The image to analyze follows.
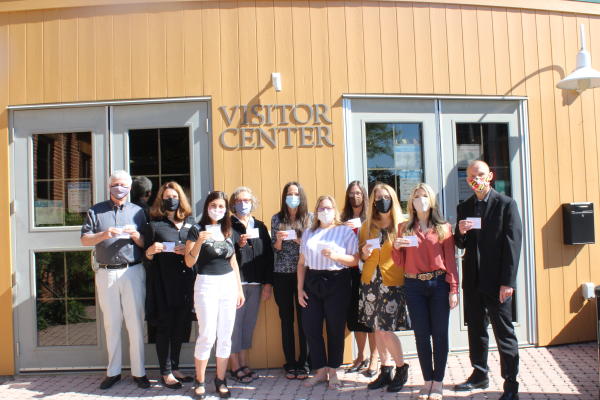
[392,183,459,400]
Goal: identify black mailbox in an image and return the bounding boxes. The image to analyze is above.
[562,202,595,245]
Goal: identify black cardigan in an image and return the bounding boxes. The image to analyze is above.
[231,216,274,284]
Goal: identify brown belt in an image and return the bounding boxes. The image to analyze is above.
[404,269,445,281]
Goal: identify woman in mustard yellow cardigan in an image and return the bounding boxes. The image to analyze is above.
[358,182,410,393]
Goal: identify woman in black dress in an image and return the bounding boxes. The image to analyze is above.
[144,181,196,389]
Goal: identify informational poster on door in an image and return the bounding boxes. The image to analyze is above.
[67,182,92,213]
[458,170,472,201]
[399,170,423,201]
[34,200,64,226]
[394,144,422,170]
[457,144,482,169]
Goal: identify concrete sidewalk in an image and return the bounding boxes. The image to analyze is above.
[0,342,597,399]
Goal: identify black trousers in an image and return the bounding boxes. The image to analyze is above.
[302,268,351,370]
[273,272,309,370]
[464,289,519,393]
[155,306,190,376]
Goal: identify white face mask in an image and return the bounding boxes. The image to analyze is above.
[317,210,335,225]
[413,196,431,213]
[208,208,226,222]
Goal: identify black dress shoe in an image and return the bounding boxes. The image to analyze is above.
[367,366,393,390]
[387,364,409,392]
[99,374,121,390]
[453,375,489,391]
[133,375,151,389]
[161,376,183,389]
[499,392,519,400]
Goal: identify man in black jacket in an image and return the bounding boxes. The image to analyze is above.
[453,160,522,400]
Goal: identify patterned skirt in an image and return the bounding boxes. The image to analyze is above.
[358,267,411,332]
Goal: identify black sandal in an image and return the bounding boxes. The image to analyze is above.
[295,367,309,380]
[214,377,231,399]
[284,366,297,380]
[229,367,253,384]
[240,365,259,381]
[194,379,206,400]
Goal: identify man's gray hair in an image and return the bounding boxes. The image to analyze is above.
[229,186,258,213]
[109,170,133,186]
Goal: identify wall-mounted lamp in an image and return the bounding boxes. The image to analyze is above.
[272,72,282,92]
[556,24,600,93]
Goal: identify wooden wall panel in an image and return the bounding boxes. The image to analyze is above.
[430,6,450,94]
[113,13,131,99]
[5,2,600,375]
[26,12,43,104]
[461,6,481,94]
[491,9,511,95]
[396,3,417,93]
[95,15,114,100]
[445,5,465,94]
[520,9,550,345]
[43,10,60,103]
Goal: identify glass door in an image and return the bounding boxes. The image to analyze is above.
[439,99,530,350]
[12,107,109,370]
[344,97,533,355]
[110,101,210,367]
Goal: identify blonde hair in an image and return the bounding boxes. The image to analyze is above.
[310,195,342,230]
[404,183,448,241]
[364,183,403,242]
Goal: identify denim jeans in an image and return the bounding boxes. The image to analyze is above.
[404,274,450,382]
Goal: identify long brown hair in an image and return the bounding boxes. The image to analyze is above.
[340,180,367,222]
[198,191,232,238]
[149,181,192,222]
[277,181,310,236]
[364,182,404,242]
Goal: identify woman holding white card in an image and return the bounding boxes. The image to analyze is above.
[271,182,312,380]
[228,187,274,383]
[185,191,245,399]
[340,181,379,377]
[391,183,459,400]
[144,181,196,389]
[358,183,410,393]
[297,195,359,389]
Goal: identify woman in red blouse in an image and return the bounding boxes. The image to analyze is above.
[392,183,459,400]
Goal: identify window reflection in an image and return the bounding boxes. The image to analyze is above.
[129,128,191,206]
[36,251,97,346]
[366,123,424,210]
[33,132,93,227]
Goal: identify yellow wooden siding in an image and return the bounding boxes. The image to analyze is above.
[1,1,600,374]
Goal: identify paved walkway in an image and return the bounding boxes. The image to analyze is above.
[0,343,597,399]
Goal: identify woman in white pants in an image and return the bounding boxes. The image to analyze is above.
[185,191,245,399]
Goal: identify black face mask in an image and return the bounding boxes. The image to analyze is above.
[162,198,180,211]
[374,198,392,214]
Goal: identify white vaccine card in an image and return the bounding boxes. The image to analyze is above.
[246,228,260,239]
[347,218,362,229]
[366,238,381,250]
[467,217,482,229]
[206,224,225,241]
[162,242,176,252]
[114,226,130,239]
[316,242,331,254]
[282,230,297,240]
[404,235,419,247]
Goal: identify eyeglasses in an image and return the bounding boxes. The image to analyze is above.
[348,192,363,197]
[236,199,252,204]
[317,207,334,212]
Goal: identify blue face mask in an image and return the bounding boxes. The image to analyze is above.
[235,201,252,216]
[286,195,301,209]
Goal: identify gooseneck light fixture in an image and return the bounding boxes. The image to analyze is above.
[556,24,600,93]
